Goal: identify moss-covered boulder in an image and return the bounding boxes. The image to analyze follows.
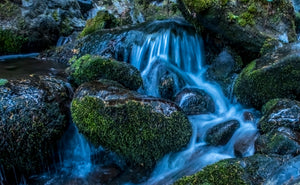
[174,159,249,185]
[234,42,300,109]
[71,80,192,168]
[177,0,297,59]
[68,54,143,90]
[79,11,119,37]
[255,99,300,156]
[0,75,70,182]
[175,154,292,185]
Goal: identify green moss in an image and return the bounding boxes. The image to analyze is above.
[234,55,300,108]
[52,10,59,22]
[182,0,217,12]
[79,11,119,37]
[71,96,192,168]
[69,54,143,90]
[261,98,280,115]
[0,79,8,86]
[174,160,249,185]
[238,12,255,27]
[0,29,27,55]
[0,0,19,19]
[260,38,279,55]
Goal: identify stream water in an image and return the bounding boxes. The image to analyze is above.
[0,20,259,185]
[127,20,258,184]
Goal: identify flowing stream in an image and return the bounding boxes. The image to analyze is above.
[1,20,259,185]
[127,20,258,184]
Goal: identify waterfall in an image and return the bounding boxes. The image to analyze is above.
[129,19,258,184]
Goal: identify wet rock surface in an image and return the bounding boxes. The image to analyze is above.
[175,88,215,115]
[205,120,240,146]
[0,75,71,182]
[255,99,300,156]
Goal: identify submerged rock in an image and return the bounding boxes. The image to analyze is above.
[255,99,300,156]
[205,120,240,146]
[234,42,300,109]
[175,88,215,115]
[71,79,192,168]
[0,75,70,181]
[68,54,143,90]
[177,0,297,59]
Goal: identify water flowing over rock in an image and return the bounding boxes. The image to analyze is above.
[234,42,300,109]
[0,75,71,183]
[205,120,240,146]
[71,79,192,169]
[177,0,297,60]
[175,88,215,115]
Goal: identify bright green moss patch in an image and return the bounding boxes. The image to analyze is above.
[234,55,300,109]
[79,11,119,37]
[182,0,217,12]
[174,160,249,185]
[69,54,142,90]
[0,79,8,86]
[71,96,192,168]
[0,29,27,55]
[261,98,280,115]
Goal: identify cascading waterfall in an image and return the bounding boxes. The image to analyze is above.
[129,20,258,184]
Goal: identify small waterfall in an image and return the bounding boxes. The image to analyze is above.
[33,123,94,184]
[56,36,72,47]
[129,19,258,184]
[292,0,300,12]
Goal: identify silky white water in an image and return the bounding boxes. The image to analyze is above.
[129,20,258,184]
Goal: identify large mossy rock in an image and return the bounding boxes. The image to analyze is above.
[71,80,192,168]
[175,154,292,185]
[255,99,300,156]
[68,54,143,90]
[234,42,300,109]
[177,0,297,58]
[174,159,250,185]
[0,76,70,180]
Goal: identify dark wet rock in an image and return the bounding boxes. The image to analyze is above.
[40,19,195,64]
[205,120,240,146]
[0,75,70,181]
[175,88,215,115]
[255,99,300,156]
[177,0,296,59]
[234,130,258,157]
[159,73,177,100]
[234,42,300,109]
[265,155,300,185]
[68,54,142,90]
[71,79,192,168]
[206,48,243,97]
[77,0,93,16]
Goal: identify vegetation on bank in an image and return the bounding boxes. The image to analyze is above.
[0,29,27,54]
